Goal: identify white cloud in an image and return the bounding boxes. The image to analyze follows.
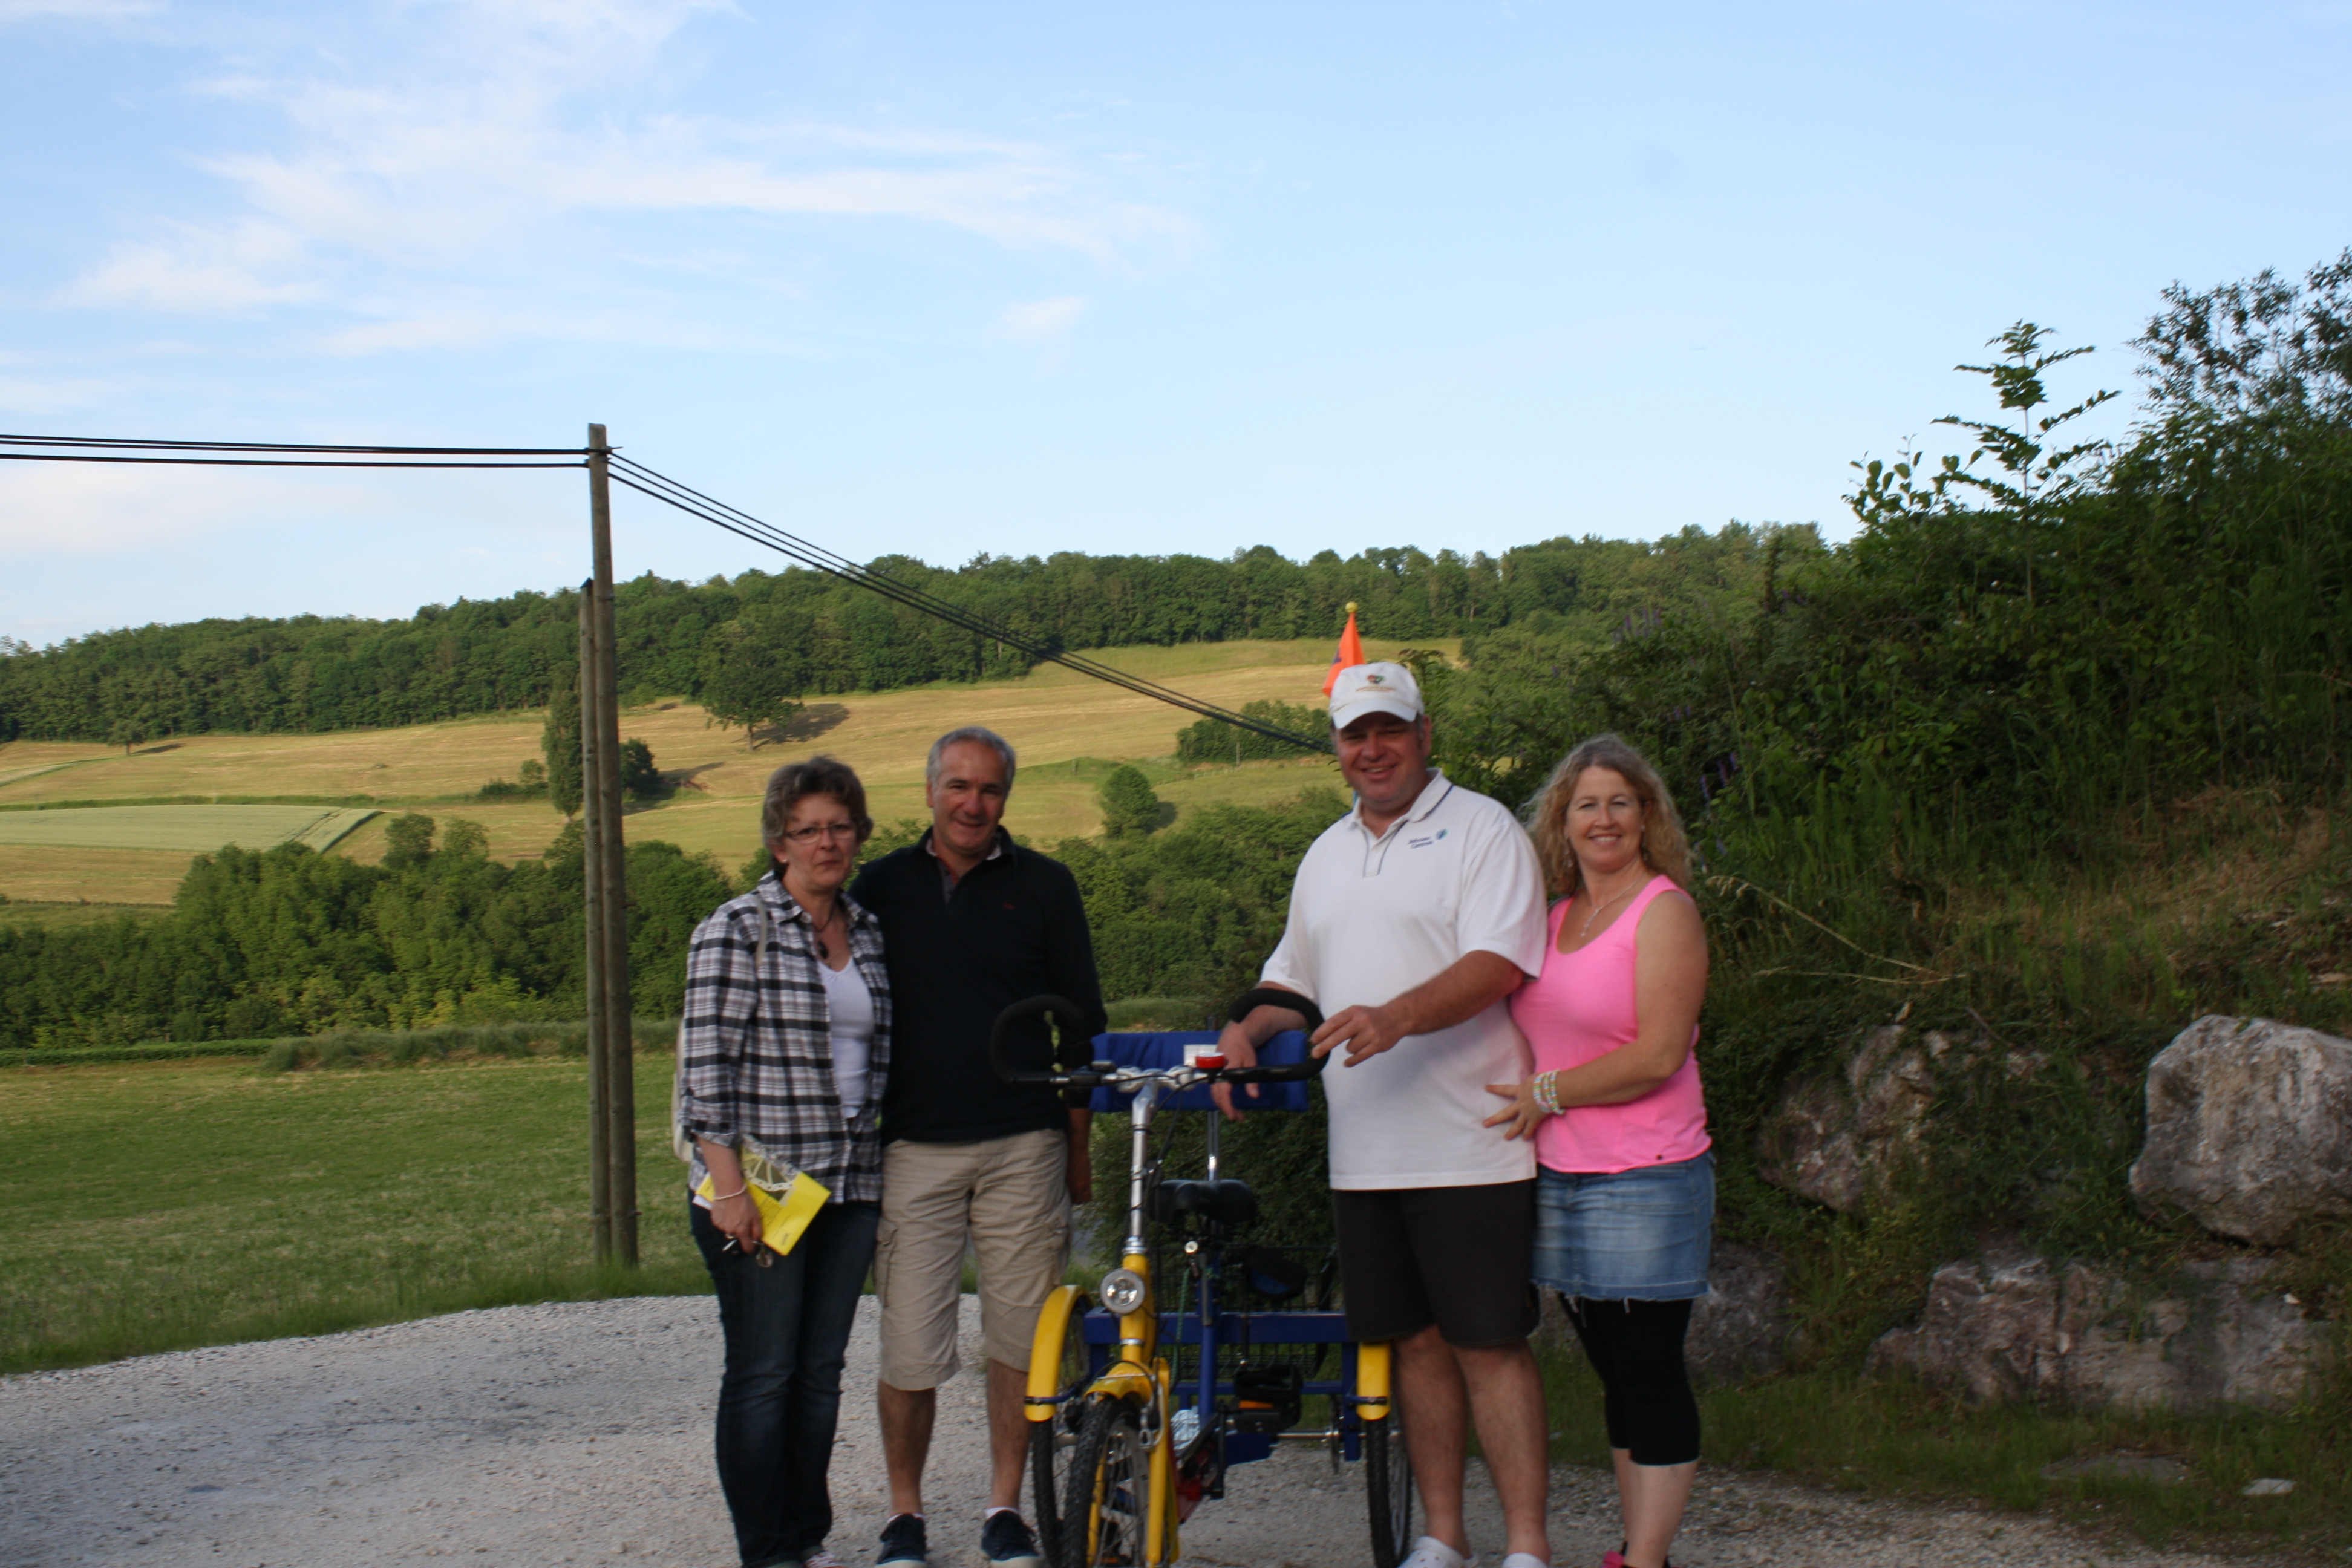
[0,462,395,555]
[993,296,1091,342]
[64,219,317,312]
[56,2,1195,335]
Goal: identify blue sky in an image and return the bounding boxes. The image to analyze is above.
[3,1,2348,646]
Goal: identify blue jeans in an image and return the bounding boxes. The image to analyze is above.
[1531,1151,1715,1301]
[691,1197,880,1568]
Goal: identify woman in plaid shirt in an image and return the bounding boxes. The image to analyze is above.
[679,755,892,1568]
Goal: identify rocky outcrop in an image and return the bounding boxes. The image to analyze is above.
[1686,1243,1790,1383]
[1867,1244,2327,1413]
[1755,1025,1932,1212]
[1535,1242,1792,1385]
[1756,1024,2040,1212]
[2128,1015,2352,1246]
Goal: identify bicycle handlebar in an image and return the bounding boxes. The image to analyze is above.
[988,994,1327,1089]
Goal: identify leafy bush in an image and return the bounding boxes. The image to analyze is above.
[1174,699,1329,762]
[1096,765,1165,837]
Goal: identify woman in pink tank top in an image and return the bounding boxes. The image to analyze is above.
[1484,734,1712,1568]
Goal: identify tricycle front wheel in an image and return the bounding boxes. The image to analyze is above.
[1362,1414,1413,1568]
[1060,1395,1152,1568]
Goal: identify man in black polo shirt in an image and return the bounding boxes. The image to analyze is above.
[850,726,1105,1568]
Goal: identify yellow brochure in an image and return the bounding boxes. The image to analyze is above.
[697,1168,832,1256]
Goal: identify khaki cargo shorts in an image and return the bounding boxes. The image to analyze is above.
[875,1126,1070,1391]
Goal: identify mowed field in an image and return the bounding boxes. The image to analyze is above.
[0,803,375,852]
[0,1051,705,1372]
[0,637,1437,906]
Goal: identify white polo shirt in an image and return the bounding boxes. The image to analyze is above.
[1261,770,1549,1190]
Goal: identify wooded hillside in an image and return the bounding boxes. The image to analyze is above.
[0,527,1813,743]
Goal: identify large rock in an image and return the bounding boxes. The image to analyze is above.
[2129,1015,2352,1246]
[1867,1244,2327,1413]
[1756,1025,1993,1211]
[1534,1243,1792,1384]
[1685,1242,1789,1383]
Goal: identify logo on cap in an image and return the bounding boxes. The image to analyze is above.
[1366,673,1385,685]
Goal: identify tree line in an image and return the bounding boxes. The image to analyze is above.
[0,791,1346,1051]
[0,530,1811,745]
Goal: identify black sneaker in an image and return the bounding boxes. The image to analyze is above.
[877,1514,928,1567]
[980,1511,1043,1568]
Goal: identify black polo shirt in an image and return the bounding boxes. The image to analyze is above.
[849,827,1107,1144]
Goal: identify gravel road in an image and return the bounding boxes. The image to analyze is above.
[0,1296,2253,1568]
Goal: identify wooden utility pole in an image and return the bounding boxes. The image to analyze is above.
[578,572,612,1259]
[587,423,638,1266]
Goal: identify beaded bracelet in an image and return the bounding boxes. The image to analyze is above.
[1531,1071,1561,1117]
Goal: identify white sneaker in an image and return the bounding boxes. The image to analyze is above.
[1399,1538,1477,1568]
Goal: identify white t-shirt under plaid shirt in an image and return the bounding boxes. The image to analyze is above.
[675,873,892,1204]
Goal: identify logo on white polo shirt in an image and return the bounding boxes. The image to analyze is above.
[1406,826,1449,849]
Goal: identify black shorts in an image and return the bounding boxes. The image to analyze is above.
[1331,1180,1539,1347]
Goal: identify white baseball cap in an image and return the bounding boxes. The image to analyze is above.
[1328,661,1425,731]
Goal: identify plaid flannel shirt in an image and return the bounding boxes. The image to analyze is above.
[676,872,890,1204]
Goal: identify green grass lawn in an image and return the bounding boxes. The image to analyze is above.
[0,1051,707,1374]
[1536,1324,2349,1561]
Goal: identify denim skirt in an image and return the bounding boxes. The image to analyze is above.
[1532,1151,1715,1301]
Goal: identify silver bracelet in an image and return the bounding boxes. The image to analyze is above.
[707,1183,748,1202]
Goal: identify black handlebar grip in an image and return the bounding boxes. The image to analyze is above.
[1222,1050,1329,1085]
[1227,986,1325,1034]
[989,994,1096,1084]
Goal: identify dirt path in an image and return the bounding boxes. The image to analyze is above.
[0,1297,2253,1568]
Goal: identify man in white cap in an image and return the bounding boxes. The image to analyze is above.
[1212,661,1552,1568]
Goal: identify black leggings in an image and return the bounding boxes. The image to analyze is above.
[1563,1295,1700,1466]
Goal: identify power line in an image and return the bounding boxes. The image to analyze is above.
[0,432,586,469]
[0,428,1333,754]
[607,454,1332,754]
[0,454,587,468]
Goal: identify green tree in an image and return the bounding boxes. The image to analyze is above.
[1098,766,1165,838]
[2134,247,2352,425]
[542,667,583,817]
[1173,699,1329,763]
[382,813,436,871]
[698,618,806,750]
[1933,322,2118,606]
[619,737,667,802]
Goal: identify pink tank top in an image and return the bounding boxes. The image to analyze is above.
[1508,875,1710,1174]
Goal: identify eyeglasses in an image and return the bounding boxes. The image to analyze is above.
[782,823,860,845]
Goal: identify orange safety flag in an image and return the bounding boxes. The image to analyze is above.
[1322,604,1365,697]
